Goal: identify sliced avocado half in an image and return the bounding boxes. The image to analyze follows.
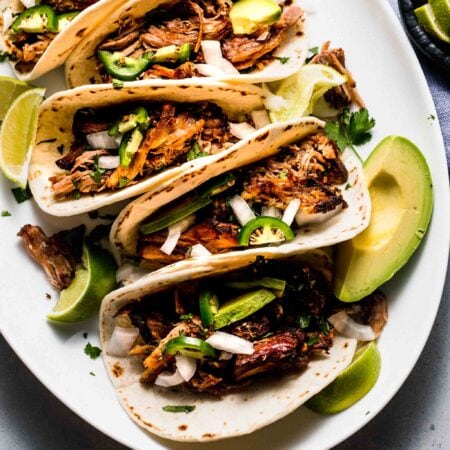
[333,136,433,302]
[230,0,282,35]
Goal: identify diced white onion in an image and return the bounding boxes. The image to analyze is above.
[114,135,123,146]
[262,83,290,112]
[175,355,197,382]
[3,9,14,32]
[295,203,343,226]
[86,131,119,149]
[261,206,282,219]
[116,263,148,285]
[229,122,257,139]
[219,351,233,360]
[190,243,212,258]
[160,215,195,255]
[256,30,270,41]
[229,195,256,226]
[107,326,140,357]
[328,311,376,341]
[20,0,36,8]
[195,63,226,77]
[206,331,254,355]
[282,199,301,226]
[251,109,271,129]
[201,40,239,75]
[98,155,120,169]
[155,369,185,387]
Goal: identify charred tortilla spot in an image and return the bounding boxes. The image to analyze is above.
[178,425,188,431]
[283,124,294,131]
[202,433,216,439]
[255,131,270,142]
[76,28,87,37]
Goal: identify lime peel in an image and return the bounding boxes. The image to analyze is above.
[306,340,381,414]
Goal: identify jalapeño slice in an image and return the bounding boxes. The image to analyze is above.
[98,50,151,81]
[12,5,59,33]
[164,336,217,359]
[199,290,220,326]
[238,216,295,246]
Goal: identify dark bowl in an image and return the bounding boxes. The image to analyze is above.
[398,0,450,73]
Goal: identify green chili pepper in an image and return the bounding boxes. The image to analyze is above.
[164,336,217,359]
[98,50,151,81]
[118,128,144,168]
[151,43,191,63]
[12,5,59,33]
[109,106,150,136]
[199,290,220,327]
[238,216,295,246]
[57,11,79,32]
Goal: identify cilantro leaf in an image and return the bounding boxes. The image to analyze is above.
[325,108,376,153]
[91,155,106,183]
[84,342,102,359]
[11,185,33,203]
[162,405,196,413]
[1,210,11,217]
[275,56,290,64]
[305,46,319,63]
[187,142,207,161]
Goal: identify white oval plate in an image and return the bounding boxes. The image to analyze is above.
[0,0,449,448]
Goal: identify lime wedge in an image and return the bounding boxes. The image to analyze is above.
[269,64,348,123]
[0,87,46,188]
[306,341,381,414]
[415,4,450,43]
[0,76,33,122]
[47,243,117,323]
[430,0,450,35]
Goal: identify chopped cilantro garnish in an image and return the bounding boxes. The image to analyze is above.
[298,314,311,329]
[89,371,96,376]
[180,313,193,320]
[279,169,288,179]
[0,51,14,62]
[11,185,33,203]
[84,342,102,359]
[1,210,11,217]
[307,336,319,346]
[305,46,319,63]
[187,142,208,161]
[112,79,124,89]
[316,316,332,335]
[118,177,129,188]
[275,56,290,64]
[325,108,376,153]
[345,183,351,190]
[162,405,196,413]
[92,155,106,183]
[83,332,88,339]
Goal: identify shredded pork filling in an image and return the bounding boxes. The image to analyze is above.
[49,101,235,198]
[96,0,303,80]
[115,260,387,395]
[138,133,348,266]
[5,0,99,72]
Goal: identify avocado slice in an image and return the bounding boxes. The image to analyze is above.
[230,0,282,35]
[213,288,276,329]
[333,136,433,302]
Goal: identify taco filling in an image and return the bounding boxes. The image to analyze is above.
[108,258,386,396]
[3,0,99,73]
[136,133,348,268]
[49,101,248,199]
[95,0,304,82]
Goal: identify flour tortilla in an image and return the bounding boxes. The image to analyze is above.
[110,117,371,269]
[100,251,357,442]
[28,79,265,216]
[65,0,308,88]
[0,0,128,80]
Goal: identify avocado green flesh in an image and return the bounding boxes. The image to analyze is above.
[333,136,433,302]
[213,288,276,329]
[230,0,282,35]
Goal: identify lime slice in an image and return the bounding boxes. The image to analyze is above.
[47,243,117,323]
[306,341,381,414]
[430,0,450,35]
[415,4,450,43]
[0,87,46,188]
[0,76,33,122]
[269,64,348,123]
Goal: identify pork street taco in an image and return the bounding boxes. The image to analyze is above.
[110,118,370,275]
[65,0,308,87]
[100,251,360,441]
[0,0,126,80]
[28,79,267,216]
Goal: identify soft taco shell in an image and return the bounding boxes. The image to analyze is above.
[100,251,357,442]
[0,0,128,80]
[65,0,308,88]
[28,79,265,216]
[110,117,371,268]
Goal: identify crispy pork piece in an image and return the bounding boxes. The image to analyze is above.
[17,224,78,290]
